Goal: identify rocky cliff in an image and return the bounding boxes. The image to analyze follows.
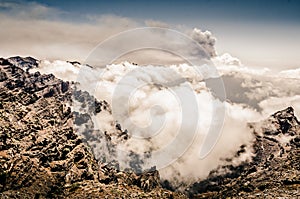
[187,107,300,198]
[0,57,299,198]
[0,57,186,198]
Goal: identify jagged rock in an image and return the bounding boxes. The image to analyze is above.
[61,81,69,93]
[67,61,81,65]
[3,56,298,198]
[138,169,161,192]
[0,57,186,199]
[7,56,38,71]
[186,107,300,198]
[0,70,7,82]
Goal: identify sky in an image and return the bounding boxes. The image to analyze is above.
[0,0,300,69]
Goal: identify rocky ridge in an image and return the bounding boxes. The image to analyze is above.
[186,107,300,198]
[0,57,186,198]
[0,56,299,198]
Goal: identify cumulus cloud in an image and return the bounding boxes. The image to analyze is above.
[278,68,300,79]
[190,28,217,57]
[30,60,80,81]
[212,53,242,66]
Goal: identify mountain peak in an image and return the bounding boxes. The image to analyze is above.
[6,56,38,72]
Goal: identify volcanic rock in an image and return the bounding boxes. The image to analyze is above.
[0,57,187,199]
[187,107,300,198]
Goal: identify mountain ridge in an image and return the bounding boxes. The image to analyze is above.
[0,56,299,198]
[0,57,186,198]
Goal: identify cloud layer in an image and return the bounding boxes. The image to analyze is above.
[30,56,300,187]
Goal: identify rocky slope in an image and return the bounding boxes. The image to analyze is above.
[186,107,300,198]
[0,57,186,198]
[0,56,299,198]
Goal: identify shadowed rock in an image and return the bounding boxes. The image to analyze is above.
[0,57,187,199]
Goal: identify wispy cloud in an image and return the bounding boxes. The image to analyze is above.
[0,1,219,66]
[0,0,63,19]
[0,1,138,61]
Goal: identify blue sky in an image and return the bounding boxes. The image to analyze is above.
[0,0,299,69]
[30,0,300,25]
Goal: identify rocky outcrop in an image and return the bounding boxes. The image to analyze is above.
[187,107,300,198]
[7,56,39,72]
[1,56,299,199]
[0,57,187,198]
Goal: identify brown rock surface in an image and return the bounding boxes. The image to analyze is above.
[186,107,300,198]
[0,57,187,199]
[1,57,299,199]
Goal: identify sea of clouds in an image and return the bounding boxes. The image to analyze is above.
[2,0,300,187]
[30,55,300,186]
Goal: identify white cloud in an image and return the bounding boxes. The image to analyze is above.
[101,63,299,184]
[259,95,300,119]
[29,54,300,188]
[31,60,261,185]
[278,68,300,79]
[213,53,242,66]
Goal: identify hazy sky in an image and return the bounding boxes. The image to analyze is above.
[0,0,299,69]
